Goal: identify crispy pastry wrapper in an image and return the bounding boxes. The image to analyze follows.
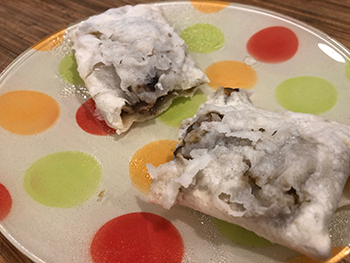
[71,4,208,134]
[148,87,350,260]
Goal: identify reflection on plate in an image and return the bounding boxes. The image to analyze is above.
[0,1,350,263]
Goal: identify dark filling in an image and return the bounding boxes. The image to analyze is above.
[135,77,158,93]
[174,111,255,160]
[286,187,300,205]
[122,94,166,116]
[121,76,162,116]
[185,111,224,134]
[218,192,246,213]
[243,158,262,195]
[174,112,224,160]
[223,87,240,96]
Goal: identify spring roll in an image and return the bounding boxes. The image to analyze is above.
[148,87,350,260]
[71,4,208,134]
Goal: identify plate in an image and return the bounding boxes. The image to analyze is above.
[1,1,350,262]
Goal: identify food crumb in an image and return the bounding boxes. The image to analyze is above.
[97,190,106,202]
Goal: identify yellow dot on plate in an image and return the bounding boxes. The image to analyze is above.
[288,247,350,263]
[205,60,257,90]
[0,90,60,135]
[129,140,178,195]
[32,28,66,51]
[191,0,230,13]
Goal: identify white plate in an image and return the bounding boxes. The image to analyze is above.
[0,2,350,262]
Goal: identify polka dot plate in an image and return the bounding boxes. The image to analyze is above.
[1,1,350,263]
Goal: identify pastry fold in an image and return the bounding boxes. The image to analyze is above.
[148,87,350,260]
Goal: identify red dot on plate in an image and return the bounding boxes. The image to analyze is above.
[76,98,116,135]
[247,26,299,63]
[90,212,184,263]
[0,183,12,221]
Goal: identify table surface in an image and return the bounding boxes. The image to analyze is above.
[0,0,350,262]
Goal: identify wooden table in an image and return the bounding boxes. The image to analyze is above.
[0,0,350,262]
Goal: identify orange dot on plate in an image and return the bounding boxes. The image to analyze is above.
[288,247,350,263]
[129,140,178,195]
[0,90,60,135]
[191,0,230,13]
[32,28,66,51]
[205,60,257,90]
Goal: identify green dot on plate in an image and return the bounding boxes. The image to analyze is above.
[213,218,272,247]
[58,53,85,86]
[346,59,350,81]
[180,23,225,53]
[275,76,337,115]
[24,151,102,208]
[158,92,207,127]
